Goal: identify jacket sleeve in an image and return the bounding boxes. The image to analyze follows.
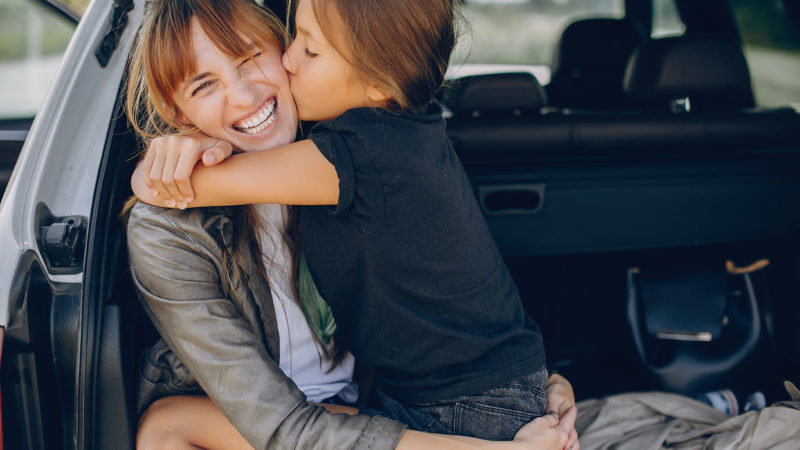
[126,203,406,450]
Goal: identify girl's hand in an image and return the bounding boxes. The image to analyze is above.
[136,133,233,208]
[513,407,576,450]
[546,374,579,450]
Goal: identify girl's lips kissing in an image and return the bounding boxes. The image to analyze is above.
[233,98,277,134]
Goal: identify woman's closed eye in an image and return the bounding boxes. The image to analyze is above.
[239,51,263,68]
[190,80,214,97]
[304,48,318,58]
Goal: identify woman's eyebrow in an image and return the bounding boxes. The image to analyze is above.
[186,72,212,86]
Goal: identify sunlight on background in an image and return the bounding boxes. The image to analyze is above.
[0,0,88,119]
[0,0,798,120]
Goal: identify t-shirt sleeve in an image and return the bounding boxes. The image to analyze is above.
[307,113,387,235]
[307,124,356,214]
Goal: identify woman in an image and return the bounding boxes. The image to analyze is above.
[125,0,578,448]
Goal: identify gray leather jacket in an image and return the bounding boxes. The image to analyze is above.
[126,202,406,449]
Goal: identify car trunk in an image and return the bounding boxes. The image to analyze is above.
[78,0,800,447]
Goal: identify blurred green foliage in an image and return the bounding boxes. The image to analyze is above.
[730,0,800,51]
[64,0,91,12]
[0,0,76,60]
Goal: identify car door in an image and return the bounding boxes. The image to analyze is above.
[0,0,139,447]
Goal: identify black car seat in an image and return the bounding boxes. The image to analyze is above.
[623,34,755,113]
[547,18,647,110]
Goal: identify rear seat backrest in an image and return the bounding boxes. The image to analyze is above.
[547,18,646,110]
[446,37,798,161]
[444,72,548,117]
[624,34,755,112]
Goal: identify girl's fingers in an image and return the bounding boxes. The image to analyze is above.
[567,430,580,450]
[140,145,156,190]
[174,150,199,205]
[142,133,230,208]
[202,142,233,167]
[147,148,169,203]
[556,407,577,434]
[160,147,185,207]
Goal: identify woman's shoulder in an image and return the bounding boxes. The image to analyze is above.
[128,201,204,231]
[126,202,234,250]
[128,201,232,226]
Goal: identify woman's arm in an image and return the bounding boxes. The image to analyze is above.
[126,204,406,449]
[132,134,339,208]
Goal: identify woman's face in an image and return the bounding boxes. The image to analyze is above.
[172,18,298,152]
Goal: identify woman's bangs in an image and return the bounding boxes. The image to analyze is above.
[199,5,277,59]
[148,24,196,105]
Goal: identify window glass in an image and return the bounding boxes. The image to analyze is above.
[451,0,624,83]
[0,0,86,119]
[652,0,685,38]
[729,0,800,107]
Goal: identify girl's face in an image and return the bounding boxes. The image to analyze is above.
[172,18,298,152]
[281,0,386,121]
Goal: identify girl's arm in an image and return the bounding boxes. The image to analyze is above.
[132,134,339,208]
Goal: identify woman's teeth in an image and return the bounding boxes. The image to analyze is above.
[235,99,276,134]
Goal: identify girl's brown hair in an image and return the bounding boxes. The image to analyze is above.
[293,0,458,113]
[124,0,346,365]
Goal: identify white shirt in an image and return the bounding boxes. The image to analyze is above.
[254,204,357,403]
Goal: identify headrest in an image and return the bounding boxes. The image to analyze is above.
[624,35,754,109]
[548,18,646,109]
[552,18,645,76]
[445,72,547,116]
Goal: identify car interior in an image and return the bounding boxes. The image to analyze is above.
[6,0,798,447]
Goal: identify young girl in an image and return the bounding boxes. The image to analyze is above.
[133,0,571,443]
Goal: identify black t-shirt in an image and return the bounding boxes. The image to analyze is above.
[300,104,545,403]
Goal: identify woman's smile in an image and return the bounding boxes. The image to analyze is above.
[233,97,277,134]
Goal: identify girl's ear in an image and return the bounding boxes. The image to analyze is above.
[366,85,391,104]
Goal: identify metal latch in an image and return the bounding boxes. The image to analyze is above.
[95,0,134,67]
[37,204,88,274]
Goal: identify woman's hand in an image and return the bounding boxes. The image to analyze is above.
[133,133,233,208]
[545,373,579,450]
[512,407,576,450]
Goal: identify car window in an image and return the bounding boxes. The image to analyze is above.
[451,0,625,83]
[652,0,685,38]
[728,0,800,108]
[0,0,89,120]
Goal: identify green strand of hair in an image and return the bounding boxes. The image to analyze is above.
[298,252,337,344]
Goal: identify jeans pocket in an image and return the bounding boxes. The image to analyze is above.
[454,401,539,440]
[452,369,548,440]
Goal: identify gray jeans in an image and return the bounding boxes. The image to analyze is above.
[371,368,548,440]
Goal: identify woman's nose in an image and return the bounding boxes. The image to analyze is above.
[228,78,257,107]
